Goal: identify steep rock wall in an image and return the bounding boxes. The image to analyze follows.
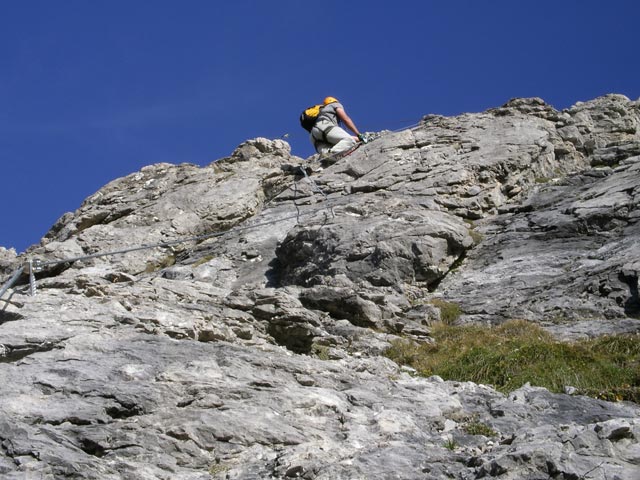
[1,95,639,479]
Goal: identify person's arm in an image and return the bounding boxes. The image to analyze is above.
[336,107,361,137]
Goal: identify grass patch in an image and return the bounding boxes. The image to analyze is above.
[144,253,176,273]
[209,463,230,476]
[385,320,640,403]
[192,254,216,267]
[465,221,484,245]
[464,421,497,437]
[311,344,331,361]
[430,299,462,325]
[469,229,484,245]
[443,436,458,451]
[535,176,552,184]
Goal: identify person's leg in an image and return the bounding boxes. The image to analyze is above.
[309,131,332,154]
[315,141,333,154]
[325,126,357,154]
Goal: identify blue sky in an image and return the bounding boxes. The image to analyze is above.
[1,0,639,253]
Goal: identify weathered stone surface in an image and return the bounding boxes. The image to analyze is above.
[439,156,640,336]
[276,205,472,290]
[31,138,299,277]
[2,97,640,479]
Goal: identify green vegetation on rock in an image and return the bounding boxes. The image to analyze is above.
[385,320,640,403]
[430,299,462,325]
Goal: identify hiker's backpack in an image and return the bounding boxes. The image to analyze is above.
[299,104,323,132]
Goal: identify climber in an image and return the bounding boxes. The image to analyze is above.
[310,97,366,155]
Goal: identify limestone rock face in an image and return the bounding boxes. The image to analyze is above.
[38,138,296,276]
[1,97,640,479]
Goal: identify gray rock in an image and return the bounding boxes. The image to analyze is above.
[2,98,640,479]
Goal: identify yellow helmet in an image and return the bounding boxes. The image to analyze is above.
[323,96,339,105]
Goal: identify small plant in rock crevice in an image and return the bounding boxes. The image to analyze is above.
[144,253,176,273]
[192,254,216,267]
[463,421,497,437]
[209,463,230,476]
[468,228,484,245]
[443,436,458,451]
[464,220,484,245]
[311,344,331,361]
[535,176,552,184]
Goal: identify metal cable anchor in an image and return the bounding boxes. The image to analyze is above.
[24,258,43,297]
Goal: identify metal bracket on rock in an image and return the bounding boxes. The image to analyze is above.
[25,258,43,296]
[0,258,44,302]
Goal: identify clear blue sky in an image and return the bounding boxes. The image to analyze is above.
[1,0,638,253]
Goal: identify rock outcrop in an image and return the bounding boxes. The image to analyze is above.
[1,95,639,479]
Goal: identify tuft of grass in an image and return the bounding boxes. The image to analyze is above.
[311,344,331,361]
[209,463,230,476]
[385,339,422,366]
[430,299,462,325]
[385,320,640,403]
[144,253,176,273]
[192,254,216,267]
[468,228,484,245]
[443,436,458,451]
[464,421,497,437]
[535,176,552,184]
